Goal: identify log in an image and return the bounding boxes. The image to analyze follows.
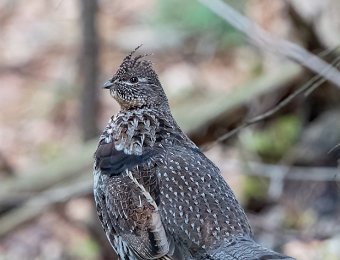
[0,140,96,208]
[0,176,92,238]
[173,63,301,133]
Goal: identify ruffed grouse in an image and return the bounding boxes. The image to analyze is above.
[93,46,294,260]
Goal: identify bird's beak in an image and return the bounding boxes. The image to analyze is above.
[103,80,114,89]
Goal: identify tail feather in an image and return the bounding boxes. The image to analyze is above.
[207,236,294,260]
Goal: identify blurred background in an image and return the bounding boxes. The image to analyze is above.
[0,0,339,259]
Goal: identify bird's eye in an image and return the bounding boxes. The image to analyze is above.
[129,77,138,83]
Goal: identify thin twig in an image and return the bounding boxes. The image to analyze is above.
[197,0,340,89]
[328,143,340,155]
[202,56,340,150]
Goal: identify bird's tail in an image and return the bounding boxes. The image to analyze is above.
[206,236,294,260]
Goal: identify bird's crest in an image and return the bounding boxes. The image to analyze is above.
[114,45,156,81]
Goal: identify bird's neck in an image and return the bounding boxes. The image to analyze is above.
[100,107,186,155]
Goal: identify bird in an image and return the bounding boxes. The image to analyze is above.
[93,46,294,260]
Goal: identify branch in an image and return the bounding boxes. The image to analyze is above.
[221,160,340,181]
[0,176,92,238]
[198,0,340,89]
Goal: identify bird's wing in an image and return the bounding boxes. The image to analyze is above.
[94,183,136,259]
[158,145,252,251]
[94,141,175,259]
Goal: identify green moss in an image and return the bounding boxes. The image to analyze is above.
[39,141,64,162]
[243,176,268,200]
[244,115,301,162]
[69,237,99,260]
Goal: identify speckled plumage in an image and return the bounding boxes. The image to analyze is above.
[93,46,294,260]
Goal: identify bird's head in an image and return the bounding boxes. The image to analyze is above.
[103,45,168,110]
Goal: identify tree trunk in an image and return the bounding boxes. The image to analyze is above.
[79,0,99,141]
